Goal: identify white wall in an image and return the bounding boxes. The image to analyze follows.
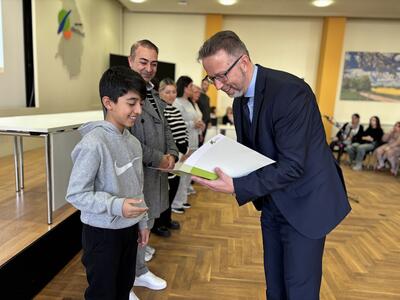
[123,12,205,86]
[219,16,323,116]
[0,0,122,157]
[34,0,122,112]
[334,19,400,126]
[0,0,26,108]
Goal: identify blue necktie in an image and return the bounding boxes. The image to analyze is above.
[242,97,251,124]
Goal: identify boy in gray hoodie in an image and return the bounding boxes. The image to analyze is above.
[66,66,149,300]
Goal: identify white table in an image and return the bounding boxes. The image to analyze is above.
[205,125,237,142]
[0,111,103,224]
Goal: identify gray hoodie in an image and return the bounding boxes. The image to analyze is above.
[66,121,148,229]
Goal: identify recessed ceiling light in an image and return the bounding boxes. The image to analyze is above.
[312,0,334,7]
[218,0,238,6]
[178,0,188,5]
[130,0,147,3]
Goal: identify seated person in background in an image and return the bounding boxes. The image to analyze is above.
[345,116,384,171]
[375,121,400,176]
[210,106,218,126]
[327,113,364,163]
[222,106,234,125]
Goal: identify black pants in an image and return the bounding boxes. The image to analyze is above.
[154,175,180,228]
[329,141,346,164]
[199,127,208,147]
[82,223,138,300]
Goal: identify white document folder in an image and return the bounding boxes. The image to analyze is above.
[174,134,275,180]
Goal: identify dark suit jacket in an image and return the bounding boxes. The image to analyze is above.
[197,93,211,125]
[232,65,351,239]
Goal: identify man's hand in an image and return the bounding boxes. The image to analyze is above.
[138,228,150,247]
[122,198,148,218]
[167,154,175,169]
[180,150,193,163]
[192,168,234,194]
[159,154,175,169]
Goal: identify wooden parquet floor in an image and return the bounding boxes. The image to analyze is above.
[2,149,399,299]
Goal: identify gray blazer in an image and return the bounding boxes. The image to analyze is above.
[130,89,178,219]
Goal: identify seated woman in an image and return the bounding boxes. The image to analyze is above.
[375,121,400,176]
[222,106,234,125]
[345,116,383,171]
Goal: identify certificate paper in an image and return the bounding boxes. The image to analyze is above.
[171,134,275,180]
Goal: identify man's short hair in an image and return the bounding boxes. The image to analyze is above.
[352,113,360,119]
[130,39,159,58]
[99,66,147,111]
[197,30,249,61]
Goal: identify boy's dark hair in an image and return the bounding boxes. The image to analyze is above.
[176,76,193,98]
[99,66,147,112]
[352,113,360,119]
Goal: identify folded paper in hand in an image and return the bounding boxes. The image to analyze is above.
[171,134,275,180]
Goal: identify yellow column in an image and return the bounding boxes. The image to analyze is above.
[315,17,346,141]
[203,14,223,107]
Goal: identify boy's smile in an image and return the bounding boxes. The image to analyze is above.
[103,91,143,132]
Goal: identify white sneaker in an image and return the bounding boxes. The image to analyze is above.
[171,207,185,214]
[144,251,153,262]
[129,290,140,300]
[187,185,196,195]
[146,245,156,256]
[134,271,167,290]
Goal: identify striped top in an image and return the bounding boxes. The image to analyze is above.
[147,89,160,117]
[164,104,188,155]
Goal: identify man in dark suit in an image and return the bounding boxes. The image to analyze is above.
[194,31,351,299]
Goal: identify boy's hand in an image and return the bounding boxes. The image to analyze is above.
[122,198,148,218]
[138,228,150,247]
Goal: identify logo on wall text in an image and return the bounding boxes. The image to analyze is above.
[57,9,85,39]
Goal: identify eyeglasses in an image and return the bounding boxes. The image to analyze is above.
[203,55,244,85]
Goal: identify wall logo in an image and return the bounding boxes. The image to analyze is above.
[57,9,84,39]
